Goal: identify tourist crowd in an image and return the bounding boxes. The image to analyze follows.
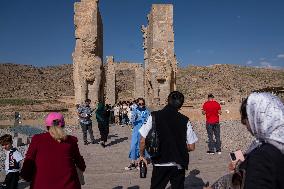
[0,91,283,189]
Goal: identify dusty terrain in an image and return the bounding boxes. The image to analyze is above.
[1,63,283,125]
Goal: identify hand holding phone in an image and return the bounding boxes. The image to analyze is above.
[229,150,244,172]
[229,150,245,163]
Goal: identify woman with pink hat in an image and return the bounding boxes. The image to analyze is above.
[21,112,86,189]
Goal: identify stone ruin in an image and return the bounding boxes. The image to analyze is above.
[73,2,177,107]
[105,56,144,105]
[142,4,177,107]
[73,0,104,106]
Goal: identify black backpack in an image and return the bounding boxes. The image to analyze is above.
[145,112,160,159]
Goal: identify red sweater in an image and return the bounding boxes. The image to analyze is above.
[21,133,86,189]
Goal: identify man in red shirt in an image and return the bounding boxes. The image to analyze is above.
[202,94,222,154]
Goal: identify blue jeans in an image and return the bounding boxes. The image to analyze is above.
[206,123,221,151]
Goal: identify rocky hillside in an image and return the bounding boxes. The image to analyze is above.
[177,64,284,102]
[0,63,283,102]
[0,63,73,99]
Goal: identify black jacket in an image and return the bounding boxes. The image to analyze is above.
[240,143,284,189]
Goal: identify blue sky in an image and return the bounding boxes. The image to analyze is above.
[0,0,283,68]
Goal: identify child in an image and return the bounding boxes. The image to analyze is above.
[0,134,23,189]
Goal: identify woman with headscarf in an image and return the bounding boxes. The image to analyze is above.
[125,98,150,170]
[96,103,109,148]
[205,92,284,189]
[20,112,86,189]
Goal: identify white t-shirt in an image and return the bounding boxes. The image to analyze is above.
[139,115,198,168]
[113,106,120,116]
[5,148,24,174]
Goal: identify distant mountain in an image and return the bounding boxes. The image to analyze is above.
[0,63,283,102]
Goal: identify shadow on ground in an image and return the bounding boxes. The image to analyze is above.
[107,134,118,139]
[106,137,128,147]
[112,186,140,189]
[184,169,206,189]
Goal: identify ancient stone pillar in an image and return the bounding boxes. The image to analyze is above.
[142,4,177,108]
[73,0,103,106]
[134,65,145,99]
[105,56,116,105]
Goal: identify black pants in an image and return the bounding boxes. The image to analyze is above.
[119,114,122,125]
[3,172,19,189]
[98,123,109,142]
[206,123,221,151]
[150,166,185,189]
[80,122,95,143]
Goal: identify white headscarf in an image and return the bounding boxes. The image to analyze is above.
[246,92,284,154]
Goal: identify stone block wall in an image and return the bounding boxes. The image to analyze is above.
[105,57,144,105]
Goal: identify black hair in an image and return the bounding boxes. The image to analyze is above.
[137,98,145,104]
[168,91,184,109]
[208,94,214,98]
[0,134,12,145]
[85,99,91,103]
[240,98,248,125]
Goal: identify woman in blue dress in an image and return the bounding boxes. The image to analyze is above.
[125,98,150,170]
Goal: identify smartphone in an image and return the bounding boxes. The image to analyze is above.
[229,150,244,162]
[230,152,237,161]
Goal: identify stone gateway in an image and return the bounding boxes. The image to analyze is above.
[73,2,177,107]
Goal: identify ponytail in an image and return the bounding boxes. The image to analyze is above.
[48,126,67,142]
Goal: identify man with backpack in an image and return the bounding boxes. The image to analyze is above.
[139,91,198,189]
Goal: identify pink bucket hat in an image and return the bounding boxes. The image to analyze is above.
[45,112,65,127]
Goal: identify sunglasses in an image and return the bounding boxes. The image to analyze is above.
[138,103,145,106]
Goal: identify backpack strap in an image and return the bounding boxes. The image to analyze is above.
[151,112,156,130]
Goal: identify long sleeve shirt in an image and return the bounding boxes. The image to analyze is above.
[21,133,86,189]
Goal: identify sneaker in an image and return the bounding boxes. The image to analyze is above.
[84,141,88,145]
[206,150,215,155]
[216,150,221,155]
[91,141,96,144]
[124,163,136,170]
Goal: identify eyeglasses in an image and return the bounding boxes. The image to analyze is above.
[138,103,145,106]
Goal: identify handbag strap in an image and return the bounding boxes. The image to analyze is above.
[151,112,156,131]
